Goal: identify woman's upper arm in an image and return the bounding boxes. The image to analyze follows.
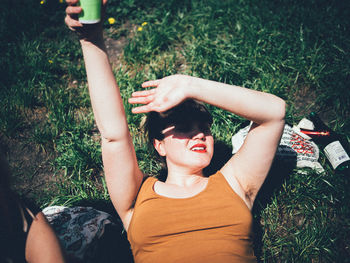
[221,119,285,207]
[25,212,66,263]
[102,135,144,228]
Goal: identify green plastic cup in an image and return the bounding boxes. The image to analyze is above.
[78,0,101,24]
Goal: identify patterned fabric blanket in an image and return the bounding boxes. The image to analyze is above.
[43,206,115,261]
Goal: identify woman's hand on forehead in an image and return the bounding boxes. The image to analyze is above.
[128,75,193,114]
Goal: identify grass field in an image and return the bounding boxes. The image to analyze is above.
[1,0,350,261]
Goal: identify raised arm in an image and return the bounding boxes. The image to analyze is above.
[129,75,285,209]
[65,0,143,228]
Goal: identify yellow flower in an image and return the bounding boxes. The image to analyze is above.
[137,26,143,31]
[59,0,64,3]
[40,0,45,4]
[108,17,116,25]
[48,60,53,64]
[141,22,148,26]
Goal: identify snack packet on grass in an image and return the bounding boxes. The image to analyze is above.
[231,122,324,173]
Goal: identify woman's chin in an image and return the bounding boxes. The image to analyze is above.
[190,159,211,172]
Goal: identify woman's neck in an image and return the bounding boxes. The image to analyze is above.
[165,170,205,187]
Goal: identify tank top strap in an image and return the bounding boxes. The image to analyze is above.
[209,170,250,211]
[134,176,158,208]
[208,170,226,185]
[17,201,36,233]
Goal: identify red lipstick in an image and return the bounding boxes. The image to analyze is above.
[190,144,207,153]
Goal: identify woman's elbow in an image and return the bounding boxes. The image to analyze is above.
[101,130,130,143]
[274,97,286,122]
[99,123,130,142]
[280,99,286,120]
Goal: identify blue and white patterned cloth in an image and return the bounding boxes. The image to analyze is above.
[43,206,114,261]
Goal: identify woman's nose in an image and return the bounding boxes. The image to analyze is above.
[192,130,205,140]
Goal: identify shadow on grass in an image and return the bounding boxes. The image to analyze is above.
[252,153,297,261]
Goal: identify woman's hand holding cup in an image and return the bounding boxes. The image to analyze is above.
[64,0,107,40]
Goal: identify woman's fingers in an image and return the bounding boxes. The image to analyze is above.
[65,14,83,30]
[65,2,83,29]
[131,88,156,98]
[66,0,78,3]
[132,105,153,114]
[128,95,154,105]
[142,80,161,88]
[129,88,156,113]
[66,5,82,15]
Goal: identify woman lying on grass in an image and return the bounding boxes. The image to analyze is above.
[65,1,285,262]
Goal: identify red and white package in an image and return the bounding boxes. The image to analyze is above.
[231,122,324,173]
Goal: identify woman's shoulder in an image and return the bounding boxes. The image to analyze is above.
[216,169,253,210]
[207,170,225,181]
[1,193,40,229]
[0,193,41,262]
[21,197,41,216]
[142,175,158,186]
[136,175,158,198]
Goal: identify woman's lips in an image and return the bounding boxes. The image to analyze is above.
[190,144,207,153]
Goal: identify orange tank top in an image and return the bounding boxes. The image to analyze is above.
[127,171,257,263]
